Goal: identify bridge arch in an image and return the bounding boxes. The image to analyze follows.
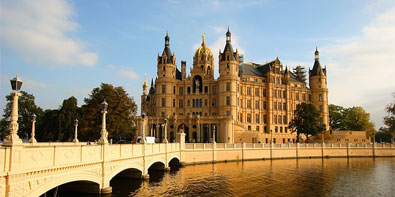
[168,156,180,166]
[108,164,143,182]
[29,173,102,197]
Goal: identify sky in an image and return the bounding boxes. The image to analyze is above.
[0,0,394,129]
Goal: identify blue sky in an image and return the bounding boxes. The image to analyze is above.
[1,0,394,129]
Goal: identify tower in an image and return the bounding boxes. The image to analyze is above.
[156,31,177,117]
[309,47,329,130]
[218,27,240,143]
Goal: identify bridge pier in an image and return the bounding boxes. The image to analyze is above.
[142,174,150,180]
[101,186,112,194]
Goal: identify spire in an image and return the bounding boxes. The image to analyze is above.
[226,26,231,43]
[201,33,206,47]
[310,47,323,76]
[165,30,170,47]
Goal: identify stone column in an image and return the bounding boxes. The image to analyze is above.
[73,119,79,143]
[98,110,108,144]
[29,114,37,143]
[3,92,23,145]
[156,118,160,141]
[189,120,192,143]
[197,119,200,143]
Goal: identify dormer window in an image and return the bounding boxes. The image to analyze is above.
[227,63,230,69]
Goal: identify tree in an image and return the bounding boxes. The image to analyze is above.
[288,103,325,142]
[79,83,137,142]
[383,92,395,132]
[328,104,346,130]
[293,65,307,82]
[328,104,376,137]
[0,91,43,140]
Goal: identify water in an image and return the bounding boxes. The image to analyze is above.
[109,157,395,197]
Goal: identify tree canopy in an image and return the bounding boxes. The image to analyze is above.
[1,83,137,143]
[328,104,375,137]
[288,103,325,142]
[79,83,137,142]
[0,91,43,140]
[383,92,395,132]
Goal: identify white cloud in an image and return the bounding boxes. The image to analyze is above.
[118,68,140,80]
[322,7,395,129]
[0,0,98,68]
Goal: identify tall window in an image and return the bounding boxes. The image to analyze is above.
[162,85,166,93]
[255,100,259,109]
[173,99,175,107]
[274,102,277,110]
[309,94,312,101]
[264,115,267,123]
[274,115,277,124]
[212,86,217,94]
[256,114,260,123]
[173,86,176,94]
[192,99,195,108]
[247,87,251,96]
[161,98,165,107]
[278,90,281,98]
[319,94,323,101]
[283,91,286,98]
[283,116,287,124]
[263,89,266,97]
[226,83,231,92]
[247,113,251,123]
[179,87,184,95]
[296,93,299,100]
[274,90,277,98]
[283,103,286,110]
[212,99,217,107]
[278,102,282,110]
[278,115,282,124]
[187,87,191,94]
[187,99,190,106]
[263,101,267,109]
[204,86,208,93]
[247,100,251,108]
[200,99,203,108]
[226,96,231,106]
[302,94,306,101]
[179,100,183,108]
[205,99,208,106]
[255,88,259,96]
[319,105,323,112]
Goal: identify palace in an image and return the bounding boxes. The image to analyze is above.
[140,28,329,143]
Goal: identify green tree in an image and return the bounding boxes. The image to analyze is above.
[57,97,81,141]
[288,103,325,142]
[0,91,43,140]
[36,109,59,141]
[79,83,137,142]
[383,93,395,132]
[328,104,346,130]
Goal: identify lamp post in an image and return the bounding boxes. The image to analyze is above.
[141,113,146,144]
[98,100,109,144]
[163,117,168,143]
[270,129,273,145]
[73,119,79,143]
[3,76,23,145]
[212,125,216,143]
[29,114,37,143]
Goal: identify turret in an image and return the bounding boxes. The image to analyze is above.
[192,34,214,79]
[309,47,329,130]
[156,31,177,117]
[181,61,186,80]
[217,27,240,143]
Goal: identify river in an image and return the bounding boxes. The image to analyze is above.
[107,157,394,196]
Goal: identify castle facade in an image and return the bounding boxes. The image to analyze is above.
[140,29,329,143]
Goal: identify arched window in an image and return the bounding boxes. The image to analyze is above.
[204,86,208,93]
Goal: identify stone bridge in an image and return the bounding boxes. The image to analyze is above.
[1,133,394,196]
[0,133,186,197]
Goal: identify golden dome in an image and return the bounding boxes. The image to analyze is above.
[194,34,213,58]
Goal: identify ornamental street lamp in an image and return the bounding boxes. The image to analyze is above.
[141,113,146,144]
[212,125,216,143]
[29,114,37,143]
[73,119,79,143]
[98,100,109,144]
[163,117,168,143]
[3,75,24,145]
